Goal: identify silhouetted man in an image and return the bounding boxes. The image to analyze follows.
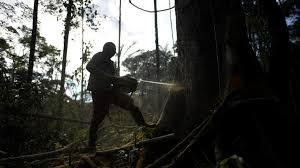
[86,42,151,148]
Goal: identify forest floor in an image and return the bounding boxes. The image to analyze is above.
[29,124,157,168]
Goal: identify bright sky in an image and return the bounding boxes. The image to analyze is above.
[38,0,177,76]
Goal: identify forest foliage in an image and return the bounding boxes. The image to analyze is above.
[0,0,102,156]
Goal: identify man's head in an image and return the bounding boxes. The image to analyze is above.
[102,42,116,58]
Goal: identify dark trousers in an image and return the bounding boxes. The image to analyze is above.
[89,89,145,147]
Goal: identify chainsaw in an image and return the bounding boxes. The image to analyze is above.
[114,75,138,93]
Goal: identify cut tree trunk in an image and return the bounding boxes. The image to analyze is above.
[159,0,220,136]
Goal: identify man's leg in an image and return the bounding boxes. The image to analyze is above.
[112,91,147,126]
[89,91,109,148]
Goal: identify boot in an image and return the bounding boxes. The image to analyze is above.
[130,107,156,128]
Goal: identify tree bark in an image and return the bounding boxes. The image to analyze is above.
[81,3,84,113]
[58,0,73,129]
[178,0,220,134]
[118,0,121,76]
[157,0,220,136]
[259,0,292,104]
[218,0,264,94]
[154,0,160,81]
[27,0,39,83]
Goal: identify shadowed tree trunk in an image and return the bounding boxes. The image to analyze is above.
[157,0,220,136]
[57,0,73,129]
[157,0,265,136]
[223,0,263,92]
[27,0,39,83]
[259,0,292,104]
[80,2,84,113]
[155,0,299,167]
[259,0,300,153]
[210,1,299,167]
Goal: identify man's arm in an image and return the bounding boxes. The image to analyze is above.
[86,56,118,82]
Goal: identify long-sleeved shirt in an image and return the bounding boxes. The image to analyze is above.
[86,52,116,91]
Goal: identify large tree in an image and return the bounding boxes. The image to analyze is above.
[155,0,298,167]
[259,0,292,104]
[157,0,220,135]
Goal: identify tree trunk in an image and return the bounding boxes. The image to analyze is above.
[157,0,220,136]
[57,0,73,129]
[81,3,84,113]
[223,0,263,92]
[27,0,38,83]
[118,0,121,76]
[177,0,221,134]
[259,0,292,104]
[154,0,160,81]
